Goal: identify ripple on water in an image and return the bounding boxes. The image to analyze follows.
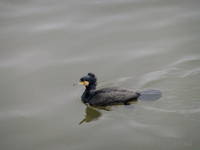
[138,67,178,87]
[168,55,200,67]
[181,67,200,78]
[169,56,200,78]
[129,120,180,138]
[142,106,200,115]
[139,55,200,87]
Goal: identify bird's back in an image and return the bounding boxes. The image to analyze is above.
[88,87,139,106]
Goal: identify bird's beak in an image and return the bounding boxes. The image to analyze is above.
[79,81,89,86]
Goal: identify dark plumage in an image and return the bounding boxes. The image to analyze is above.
[79,73,140,106]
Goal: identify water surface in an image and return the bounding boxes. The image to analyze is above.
[1,0,200,150]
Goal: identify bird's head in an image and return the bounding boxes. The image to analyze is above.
[79,73,97,88]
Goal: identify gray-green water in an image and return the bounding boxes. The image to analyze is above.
[1,0,200,150]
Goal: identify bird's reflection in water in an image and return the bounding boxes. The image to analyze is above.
[79,106,103,124]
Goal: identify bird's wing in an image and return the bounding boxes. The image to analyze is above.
[89,87,138,106]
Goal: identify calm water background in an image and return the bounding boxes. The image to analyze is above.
[1,0,200,150]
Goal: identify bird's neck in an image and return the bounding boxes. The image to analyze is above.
[86,84,96,90]
[82,84,96,103]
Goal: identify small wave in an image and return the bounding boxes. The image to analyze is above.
[181,67,200,78]
[143,106,200,114]
[32,22,66,32]
[129,120,180,138]
[139,70,167,87]
[138,68,178,87]
[169,56,200,67]
[139,55,200,87]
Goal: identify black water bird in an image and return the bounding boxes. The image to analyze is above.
[79,73,141,106]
